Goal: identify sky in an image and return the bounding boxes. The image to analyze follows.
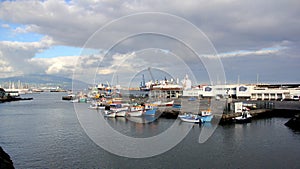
[0,0,299,87]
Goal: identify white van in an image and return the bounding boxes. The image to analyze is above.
[293,95,299,101]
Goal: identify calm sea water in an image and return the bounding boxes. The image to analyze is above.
[0,93,300,169]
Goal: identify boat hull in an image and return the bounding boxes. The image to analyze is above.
[234,117,252,123]
[201,115,213,122]
[127,110,143,117]
[144,108,157,116]
[234,111,252,123]
[103,110,116,118]
[115,110,127,117]
[179,116,200,123]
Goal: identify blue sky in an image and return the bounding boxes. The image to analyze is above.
[34,45,82,58]
[0,20,82,58]
[0,0,299,85]
[0,22,42,42]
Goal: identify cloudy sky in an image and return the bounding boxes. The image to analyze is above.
[0,0,299,87]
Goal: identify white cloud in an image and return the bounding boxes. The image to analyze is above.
[97,52,137,75]
[0,36,53,76]
[13,25,38,34]
[215,45,287,58]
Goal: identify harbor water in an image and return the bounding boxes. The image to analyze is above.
[0,93,300,168]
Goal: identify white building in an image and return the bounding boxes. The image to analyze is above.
[182,84,300,101]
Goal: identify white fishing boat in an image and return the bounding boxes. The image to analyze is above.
[179,114,200,123]
[130,105,144,111]
[127,110,143,117]
[233,110,252,123]
[98,105,106,110]
[115,110,127,117]
[110,104,128,112]
[89,101,105,110]
[70,99,79,103]
[103,110,116,118]
[89,104,98,109]
[178,113,190,118]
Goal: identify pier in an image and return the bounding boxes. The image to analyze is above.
[153,98,300,122]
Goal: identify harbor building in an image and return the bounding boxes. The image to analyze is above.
[182,84,300,101]
[140,74,300,101]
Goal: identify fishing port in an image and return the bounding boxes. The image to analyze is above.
[57,74,300,127]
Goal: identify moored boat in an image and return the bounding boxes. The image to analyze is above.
[179,113,200,123]
[233,110,252,123]
[103,110,116,118]
[144,104,157,116]
[89,100,106,109]
[127,110,143,117]
[70,99,79,103]
[79,97,87,103]
[62,94,75,100]
[153,100,174,107]
[89,104,98,109]
[110,104,129,112]
[144,108,157,116]
[200,110,213,122]
[115,110,127,117]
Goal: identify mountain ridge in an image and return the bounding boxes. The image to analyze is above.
[0,74,89,89]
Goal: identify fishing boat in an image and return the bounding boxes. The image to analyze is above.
[103,110,116,118]
[70,99,79,103]
[89,100,106,110]
[110,104,128,112]
[115,110,127,117]
[144,108,157,116]
[89,103,98,109]
[165,100,174,106]
[178,113,190,118]
[200,110,213,122]
[179,114,200,123]
[233,110,252,123]
[127,110,143,117]
[79,97,87,103]
[153,100,174,107]
[144,104,157,116]
[62,94,75,100]
[127,106,144,117]
[98,105,106,110]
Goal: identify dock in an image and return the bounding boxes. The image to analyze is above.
[154,98,300,123]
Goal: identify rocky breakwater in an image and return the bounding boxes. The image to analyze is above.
[285,114,300,131]
[0,147,14,169]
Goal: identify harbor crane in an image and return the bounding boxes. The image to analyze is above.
[148,67,155,82]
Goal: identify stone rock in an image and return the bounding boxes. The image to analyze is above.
[285,114,300,130]
[0,146,14,169]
